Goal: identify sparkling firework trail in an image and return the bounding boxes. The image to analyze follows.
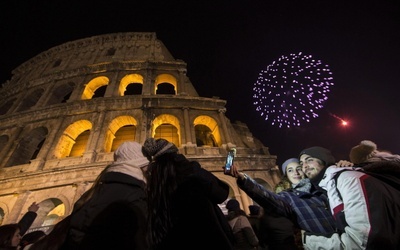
[253,52,334,128]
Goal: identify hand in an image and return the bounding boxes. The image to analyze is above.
[28,202,39,212]
[335,160,354,168]
[223,163,241,178]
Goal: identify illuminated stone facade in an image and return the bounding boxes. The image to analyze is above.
[0,32,280,232]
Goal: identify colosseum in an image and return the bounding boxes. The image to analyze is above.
[0,32,280,232]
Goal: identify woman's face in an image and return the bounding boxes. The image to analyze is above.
[286,162,305,185]
[11,228,21,247]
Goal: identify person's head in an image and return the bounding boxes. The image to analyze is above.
[349,140,400,164]
[113,141,150,170]
[281,158,304,185]
[0,223,21,248]
[226,199,240,212]
[142,138,179,161]
[20,230,46,249]
[299,146,335,179]
[111,141,150,182]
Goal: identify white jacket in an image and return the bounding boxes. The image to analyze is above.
[303,166,400,250]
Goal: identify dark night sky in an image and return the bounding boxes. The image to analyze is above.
[1,1,399,165]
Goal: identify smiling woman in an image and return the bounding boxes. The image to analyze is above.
[282,158,304,185]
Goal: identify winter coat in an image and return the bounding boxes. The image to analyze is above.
[227,212,259,250]
[237,176,336,234]
[65,172,148,250]
[303,162,400,249]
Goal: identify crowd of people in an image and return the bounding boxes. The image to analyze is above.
[0,139,399,249]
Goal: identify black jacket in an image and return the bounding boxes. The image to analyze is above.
[65,172,148,250]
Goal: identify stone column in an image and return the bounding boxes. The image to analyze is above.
[218,108,233,147]
[182,107,192,145]
[0,126,24,168]
[7,191,31,224]
[82,108,106,163]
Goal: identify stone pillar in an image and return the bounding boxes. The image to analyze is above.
[82,108,106,163]
[218,108,234,147]
[0,126,24,168]
[178,69,187,94]
[37,117,66,165]
[7,191,31,224]
[182,107,192,145]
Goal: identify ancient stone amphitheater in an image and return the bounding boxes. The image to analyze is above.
[0,32,279,232]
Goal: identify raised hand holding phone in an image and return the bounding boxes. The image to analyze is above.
[224,148,236,174]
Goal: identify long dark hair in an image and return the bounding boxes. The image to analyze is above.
[0,223,19,249]
[146,153,179,247]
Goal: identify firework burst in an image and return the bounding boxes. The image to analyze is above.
[253,52,334,128]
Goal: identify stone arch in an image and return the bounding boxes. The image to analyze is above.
[5,127,48,167]
[30,198,66,231]
[53,120,92,158]
[0,98,16,115]
[81,76,109,100]
[119,74,144,96]
[46,82,75,105]
[152,114,181,147]
[104,116,138,152]
[155,74,177,95]
[193,115,222,147]
[16,88,44,112]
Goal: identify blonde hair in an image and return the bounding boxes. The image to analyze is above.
[274,177,292,193]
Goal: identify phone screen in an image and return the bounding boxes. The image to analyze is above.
[224,149,235,174]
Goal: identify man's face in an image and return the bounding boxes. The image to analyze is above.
[299,154,324,179]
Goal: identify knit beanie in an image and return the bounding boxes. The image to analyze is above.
[113,141,149,168]
[349,140,378,164]
[142,138,179,160]
[226,199,240,211]
[281,158,299,176]
[299,146,336,167]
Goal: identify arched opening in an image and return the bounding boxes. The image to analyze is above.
[81,76,109,100]
[193,116,222,147]
[0,98,16,115]
[195,125,217,147]
[152,114,181,147]
[29,198,65,233]
[16,89,44,112]
[119,74,144,96]
[111,125,136,151]
[155,74,177,95]
[5,127,48,167]
[53,120,92,158]
[104,116,138,152]
[69,130,90,157]
[46,82,75,105]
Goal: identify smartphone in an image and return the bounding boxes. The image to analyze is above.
[224,149,236,174]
